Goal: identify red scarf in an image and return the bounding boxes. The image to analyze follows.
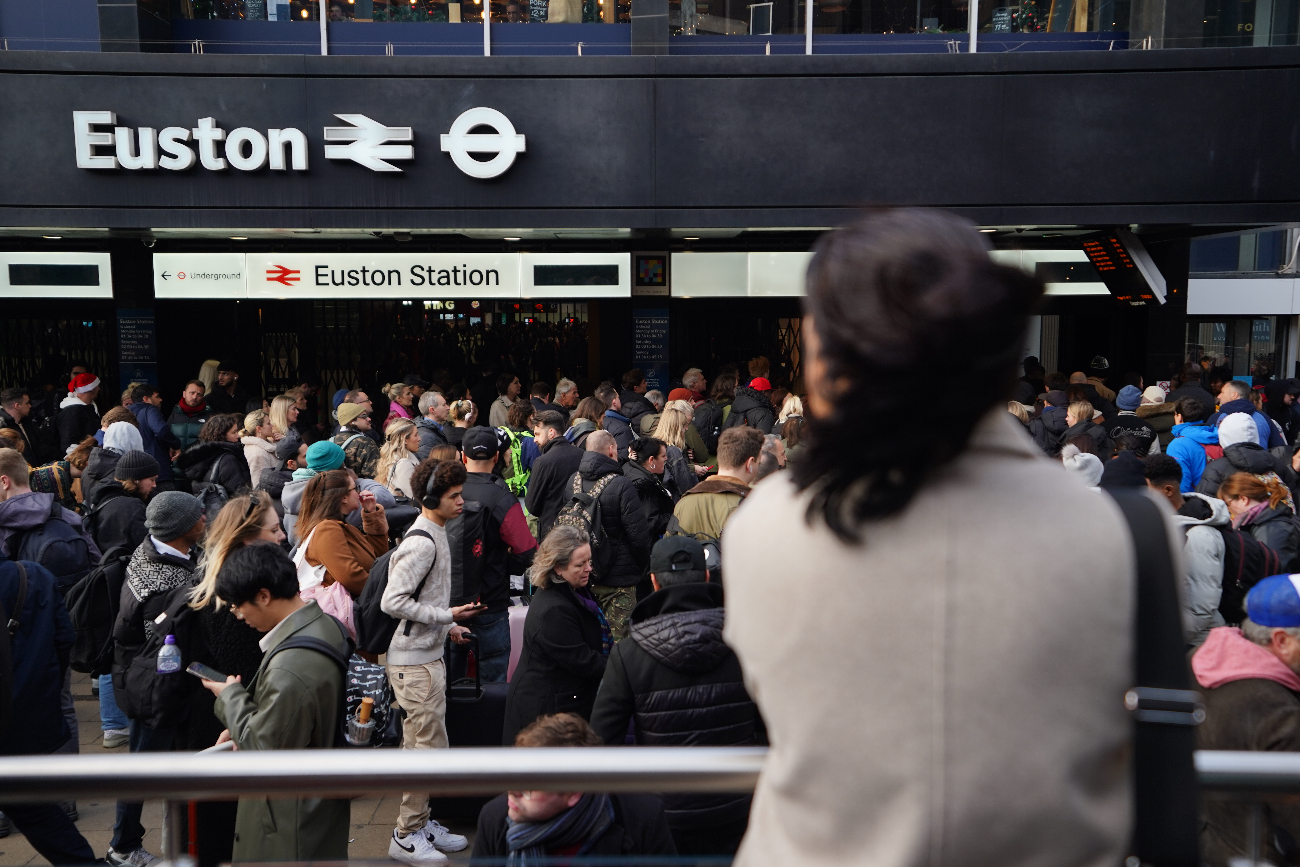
[177,398,207,418]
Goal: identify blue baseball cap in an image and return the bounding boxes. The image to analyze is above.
[1246,574,1300,628]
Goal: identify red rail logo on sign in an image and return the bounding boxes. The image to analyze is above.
[266,265,300,286]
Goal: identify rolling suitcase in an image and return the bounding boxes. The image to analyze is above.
[428,635,510,821]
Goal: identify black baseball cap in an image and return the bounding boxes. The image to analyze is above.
[649,536,706,574]
[462,427,499,461]
[403,374,431,389]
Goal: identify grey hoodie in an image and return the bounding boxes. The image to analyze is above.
[1172,492,1231,646]
[282,475,396,546]
[0,490,101,561]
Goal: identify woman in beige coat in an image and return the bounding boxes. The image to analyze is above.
[724,210,1138,867]
[240,409,278,488]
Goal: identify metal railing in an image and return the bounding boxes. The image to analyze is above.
[0,748,1292,862]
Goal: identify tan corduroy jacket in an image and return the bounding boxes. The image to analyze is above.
[724,410,1136,867]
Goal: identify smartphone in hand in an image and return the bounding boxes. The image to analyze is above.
[186,662,228,682]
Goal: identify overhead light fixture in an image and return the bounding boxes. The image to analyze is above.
[42,235,62,239]
[683,237,699,240]
[503,237,521,241]
[979,228,996,233]
[300,7,309,16]
[230,236,248,240]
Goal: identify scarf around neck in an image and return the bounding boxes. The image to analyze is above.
[177,398,207,418]
[505,792,614,865]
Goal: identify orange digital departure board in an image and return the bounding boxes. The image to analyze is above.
[1079,230,1163,306]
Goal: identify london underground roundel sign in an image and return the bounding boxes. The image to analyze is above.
[439,107,527,180]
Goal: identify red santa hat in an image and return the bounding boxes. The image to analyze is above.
[69,373,100,394]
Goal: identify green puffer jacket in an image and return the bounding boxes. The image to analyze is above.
[215,601,351,863]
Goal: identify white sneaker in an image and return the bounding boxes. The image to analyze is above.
[421,818,468,852]
[389,829,448,865]
[103,729,130,749]
[105,847,161,867]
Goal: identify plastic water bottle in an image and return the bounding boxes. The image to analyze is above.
[157,635,182,674]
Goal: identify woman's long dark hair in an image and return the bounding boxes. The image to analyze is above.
[793,209,1043,543]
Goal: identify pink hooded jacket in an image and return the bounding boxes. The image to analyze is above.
[1192,626,1300,692]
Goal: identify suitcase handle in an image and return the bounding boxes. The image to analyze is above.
[446,633,482,703]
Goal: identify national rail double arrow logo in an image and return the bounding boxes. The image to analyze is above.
[266,265,301,286]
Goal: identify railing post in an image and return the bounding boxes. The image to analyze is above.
[162,799,192,866]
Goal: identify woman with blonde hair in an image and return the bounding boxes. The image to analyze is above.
[375,418,420,498]
[269,394,301,447]
[240,409,277,487]
[1006,400,1030,425]
[183,491,286,865]
[197,359,221,395]
[382,382,414,429]
[651,401,705,493]
[777,393,805,425]
[503,525,610,744]
[446,399,475,450]
[1218,472,1300,571]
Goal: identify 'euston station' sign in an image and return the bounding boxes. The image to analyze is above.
[74,108,525,177]
[153,252,632,299]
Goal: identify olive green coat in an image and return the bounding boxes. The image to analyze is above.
[669,476,750,539]
[215,601,351,863]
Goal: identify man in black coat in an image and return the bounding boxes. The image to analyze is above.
[475,713,676,860]
[617,368,656,431]
[0,387,37,464]
[84,450,158,555]
[590,536,763,856]
[56,373,101,455]
[525,411,585,540]
[574,431,650,642]
[723,379,776,434]
[413,390,451,462]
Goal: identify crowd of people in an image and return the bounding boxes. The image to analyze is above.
[0,339,799,865]
[5,209,1300,867]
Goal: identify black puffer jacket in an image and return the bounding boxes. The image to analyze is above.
[722,387,775,434]
[83,481,148,555]
[590,582,763,829]
[1240,502,1300,573]
[619,389,656,430]
[576,451,650,588]
[176,440,252,496]
[1060,419,1114,461]
[256,468,292,516]
[1196,443,1295,498]
[81,447,124,507]
[1028,406,1069,456]
[623,459,674,540]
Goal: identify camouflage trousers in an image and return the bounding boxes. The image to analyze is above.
[590,584,637,642]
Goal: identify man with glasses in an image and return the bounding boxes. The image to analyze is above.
[201,542,352,863]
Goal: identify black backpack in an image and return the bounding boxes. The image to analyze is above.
[65,544,133,674]
[447,501,492,607]
[354,528,434,656]
[10,497,93,596]
[0,562,27,740]
[193,455,231,519]
[1215,525,1281,625]
[693,403,722,455]
[554,473,616,580]
[262,614,358,748]
[664,514,726,584]
[114,586,200,729]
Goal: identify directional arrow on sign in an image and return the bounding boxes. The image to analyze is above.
[160,272,171,280]
[323,114,414,173]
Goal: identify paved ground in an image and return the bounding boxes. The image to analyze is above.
[0,673,477,866]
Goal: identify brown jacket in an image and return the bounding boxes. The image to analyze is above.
[670,476,749,539]
[724,411,1136,867]
[1137,401,1178,448]
[303,508,389,596]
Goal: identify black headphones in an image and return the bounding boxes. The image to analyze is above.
[421,468,441,511]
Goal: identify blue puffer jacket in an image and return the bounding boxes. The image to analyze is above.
[1167,421,1221,494]
[0,559,74,755]
[129,401,181,481]
[1213,399,1286,450]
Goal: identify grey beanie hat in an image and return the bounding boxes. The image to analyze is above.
[114,449,160,482]
[145,490,204,541]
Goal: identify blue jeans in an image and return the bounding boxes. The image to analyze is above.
[99,674,129,731]
[446,610,510,684]
[111,722,175,853]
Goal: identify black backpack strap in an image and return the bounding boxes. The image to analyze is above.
[1107,489,1200,867]
[6,562,28,637]
[267,635,349,672]
[399,529,434,638]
